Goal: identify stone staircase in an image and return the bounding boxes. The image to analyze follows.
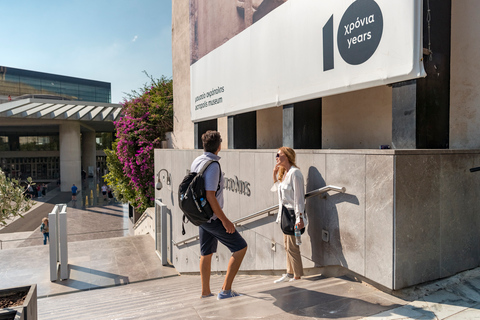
[37,273,404,319]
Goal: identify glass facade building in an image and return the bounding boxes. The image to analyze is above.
[0,66,111,103]
[0,66,116,182]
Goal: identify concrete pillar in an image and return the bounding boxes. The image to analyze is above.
[392,80,417,149]
[282,104,294,148]
[81,131,96,178]
[59,122,82,192]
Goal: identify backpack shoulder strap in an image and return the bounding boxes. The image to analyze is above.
[199,160,222,192]
[198,160,217,175]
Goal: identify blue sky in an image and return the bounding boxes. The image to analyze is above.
[0,0,172,103]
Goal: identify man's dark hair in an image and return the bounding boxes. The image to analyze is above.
[202,130,222,153]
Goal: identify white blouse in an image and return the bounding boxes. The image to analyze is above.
[271,166,308,227]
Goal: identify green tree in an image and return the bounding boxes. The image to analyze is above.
[104,141,136,204]
[0,168,35,226]
[104,74,173,213]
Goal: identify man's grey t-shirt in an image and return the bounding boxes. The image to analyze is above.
[190,152,224,220]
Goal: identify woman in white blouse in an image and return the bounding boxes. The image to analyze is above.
[272,147,308,283]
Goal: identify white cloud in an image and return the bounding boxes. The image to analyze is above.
[132,35,138,42]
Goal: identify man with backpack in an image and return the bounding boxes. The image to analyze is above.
[190,130,247,300]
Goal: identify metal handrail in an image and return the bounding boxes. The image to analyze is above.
[173,185,346,247]
[173,205,278,246]
[305,185,346,199]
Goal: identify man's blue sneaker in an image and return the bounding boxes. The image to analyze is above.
[217,290,242,300]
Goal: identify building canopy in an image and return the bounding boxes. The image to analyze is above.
[0,98,121,121]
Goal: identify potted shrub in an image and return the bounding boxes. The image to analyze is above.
[0,284,37,320]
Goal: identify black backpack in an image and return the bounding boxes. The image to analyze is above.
[179,160,221,235]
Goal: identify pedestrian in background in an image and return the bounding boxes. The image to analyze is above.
[40,217,49,245]
[71,184,78,201]
[101,184,108,200]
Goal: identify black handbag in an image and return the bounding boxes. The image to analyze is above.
[280,205,305,235]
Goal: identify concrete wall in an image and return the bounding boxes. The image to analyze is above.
[394,150,480,289]
[190,0,246,63]
[155,148,480,290]
[133,207,155,241]
[172,0,194,149]
[217,116,228,149]
[323,86,392,149]
[450,1,480,148]
[257,107,282,149]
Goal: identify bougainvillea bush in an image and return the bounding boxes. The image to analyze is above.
[105,74,173,214]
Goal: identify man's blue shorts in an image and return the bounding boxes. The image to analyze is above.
[199,218,247,256]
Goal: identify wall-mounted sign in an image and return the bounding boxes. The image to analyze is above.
[190,0,425,122]
[224,175,251,197]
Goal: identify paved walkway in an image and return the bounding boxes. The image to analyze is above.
[0,179,127,249]
[0,180,178,298]
[1,179,479,319]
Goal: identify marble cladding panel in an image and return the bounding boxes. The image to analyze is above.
[254,232,275,270]
[237,151,256,221]
[438,154,480,277]
[365,155,394,288]
[223,151,240,222]
[213,241,231,272]
[303,153,327,267]
[394,154,442,289]
[173,241,201,273]
[272,212,286,245]
[155,150,173,207]
[273,234,287,270]
[302,255,315,269]
[238,227,256,271]
[254,152,277,211]
[294,153,315,260]
[244,152,278,243]
[324,154,366,276]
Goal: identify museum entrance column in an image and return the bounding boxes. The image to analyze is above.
[59,122,82,193]
[81,131,96,179]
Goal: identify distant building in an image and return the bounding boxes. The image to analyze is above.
[0,66,121,191]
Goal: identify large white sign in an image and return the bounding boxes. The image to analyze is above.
[190,0,425,122]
